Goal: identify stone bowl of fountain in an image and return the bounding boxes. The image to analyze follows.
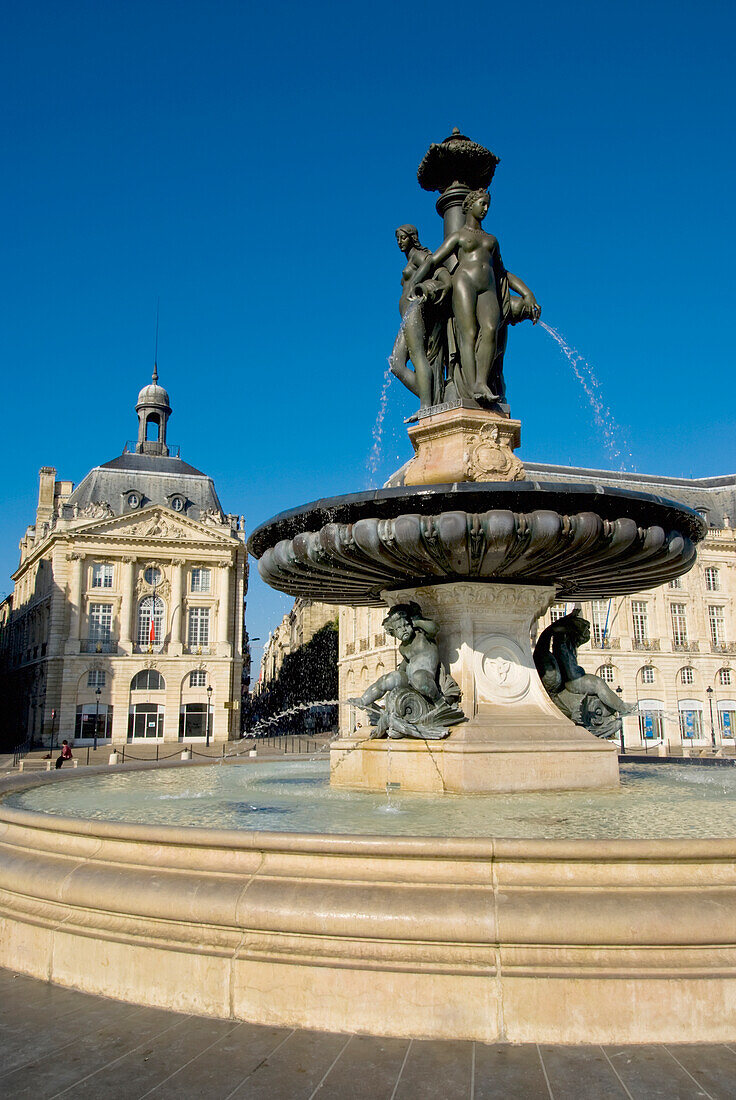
[0,131,733,1047]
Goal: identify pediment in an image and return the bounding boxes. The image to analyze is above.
[72,505,234,544]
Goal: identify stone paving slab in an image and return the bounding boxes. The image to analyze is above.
[1,969,735,1098]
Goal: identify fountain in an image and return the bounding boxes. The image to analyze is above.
[1,131,734,1046]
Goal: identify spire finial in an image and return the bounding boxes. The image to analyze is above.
[152,297,160,384]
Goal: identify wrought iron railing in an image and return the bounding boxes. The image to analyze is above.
[81,637,119,654]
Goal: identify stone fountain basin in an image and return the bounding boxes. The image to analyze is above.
[248,481,705,604]
[2,761,736,1045]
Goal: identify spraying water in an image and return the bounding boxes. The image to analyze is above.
[366,362,394,479]
[540,322,636,472]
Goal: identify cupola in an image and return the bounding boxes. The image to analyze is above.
[135,364,172,456]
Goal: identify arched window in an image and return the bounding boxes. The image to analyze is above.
[640,665,655,685]
[718,668,733,687]
[145,414,160,442]
[137,595,165,646]
[131,669,165,691]
[597,665,615,684]
[679,666,695,686]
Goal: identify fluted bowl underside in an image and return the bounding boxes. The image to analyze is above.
[248,482,705,605]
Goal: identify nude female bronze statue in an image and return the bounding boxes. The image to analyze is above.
[412,189,540,408]
[534,610,637,738]
[389,225,452,409]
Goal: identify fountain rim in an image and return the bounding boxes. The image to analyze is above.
[3,759,735,858]
[247,479,706,559]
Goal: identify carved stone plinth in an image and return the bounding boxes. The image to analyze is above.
[331,582,619,794]
[403,405,524,486]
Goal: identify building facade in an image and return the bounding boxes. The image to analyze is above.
[339,462,736,750]
[1,372,248,747]
[257,597,340,692]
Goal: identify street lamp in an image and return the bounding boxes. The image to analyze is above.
[94,686,101,751]
[706,685,717,751]
[616,685,625,755]
[206,684,213,748]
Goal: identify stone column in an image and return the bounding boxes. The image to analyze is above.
[119,557,136,653]
[65,553,84,654]
[217,563,231,656]
[170,559,185,656]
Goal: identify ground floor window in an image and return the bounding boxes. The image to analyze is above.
[179,703,209,740]
[127,703,164,740]
[75,704,113,740]
[638,708,664,740]
[718,702,736,737]
[678,701,703,739]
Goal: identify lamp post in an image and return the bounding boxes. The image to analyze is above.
[616,685,625,755]
[94,686,101,751]
[706,685,717,751]
[206,684,213,748]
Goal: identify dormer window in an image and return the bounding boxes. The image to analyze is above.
[170,495,185,512]
[127,492,141,509]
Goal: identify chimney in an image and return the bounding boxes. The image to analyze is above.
[36,467,57,529]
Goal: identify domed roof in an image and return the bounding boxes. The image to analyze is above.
[136,381,171,410]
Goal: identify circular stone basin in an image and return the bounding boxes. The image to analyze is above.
[6,759,736,839]
[3,759,736,1046]
[247,481,705,603]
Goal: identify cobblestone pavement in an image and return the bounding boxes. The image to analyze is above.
[1,968,735,1098]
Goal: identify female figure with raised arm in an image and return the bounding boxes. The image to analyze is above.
[389,225,452,408]
[412,189,540,407]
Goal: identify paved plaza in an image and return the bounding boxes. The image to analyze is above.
[0,967,734,1098]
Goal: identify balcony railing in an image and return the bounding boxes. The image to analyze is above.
[633,639,660,651]
[712,642,736,655]
[673,641,699,654]
[81,637,119,654]
[132,642,166,655]
[124,440,181,458]
[590,637,620,650]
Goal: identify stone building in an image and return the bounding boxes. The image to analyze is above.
[339,462,736,751]
[257,597,340,691]
[1,370,248,748]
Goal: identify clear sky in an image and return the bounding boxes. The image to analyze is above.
[2,0,735,675]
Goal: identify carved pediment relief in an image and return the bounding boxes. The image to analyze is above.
[74,506,234,544]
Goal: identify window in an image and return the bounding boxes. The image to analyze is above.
[705,567,720,592]
[718,668,733,687]
[191,568,211,593]
[597,665,615,683]
[679,704,703,739]
[130,668,165,691]
[639,707,664,740]
[549,604,568,622]
[171,496,184,512]
[590,600,609,646]
[127,492,141,509]
[668,577,682,590]
[127,702,164,740]
[137,595,164,646]
[719,704,736,738]
[680,667,694,686]
[641,666,655,685]
[179,703,208,740]
[91,563,113,589]
[188,606,210,647]
[671,603,688,647]
[709,605,726,647]
[87,669,106,688]
[631,601,649,646]
[89,603,112,641]
[189,669,207,687]
[144,566,162,587]
[75,703,113,739]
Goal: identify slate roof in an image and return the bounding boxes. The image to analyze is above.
[67,449,225,522]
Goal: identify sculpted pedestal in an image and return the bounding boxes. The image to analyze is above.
[403,405,524,486]
[331,582,619,794]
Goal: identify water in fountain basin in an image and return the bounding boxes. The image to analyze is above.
[540,322,635,472]
[9,760,736,840]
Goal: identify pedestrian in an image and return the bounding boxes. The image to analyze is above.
[55,740,73,769]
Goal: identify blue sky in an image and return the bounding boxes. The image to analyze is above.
[2,0,734,674]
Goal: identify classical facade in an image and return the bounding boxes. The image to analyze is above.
[1,371,248,747]
[339,462,736,750]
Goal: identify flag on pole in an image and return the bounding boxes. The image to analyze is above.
[149,584,157,649]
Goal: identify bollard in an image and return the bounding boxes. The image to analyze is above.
[45,760,52,771]
[682,745,690,758]
[18,760,25,773]
[180,749,192,760]
[108,752,119,765]
[249,749,257,757]
[72,759,79,768]
[658,741,668,757]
